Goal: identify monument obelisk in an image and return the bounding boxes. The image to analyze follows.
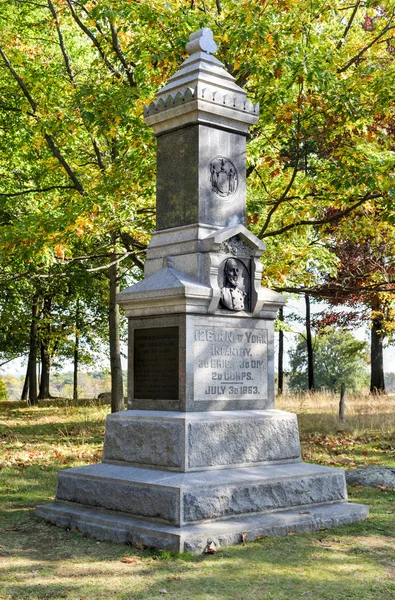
[37,29,368,553]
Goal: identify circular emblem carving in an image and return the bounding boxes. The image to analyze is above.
[209,157,238,198]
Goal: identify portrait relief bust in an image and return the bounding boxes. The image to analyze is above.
[219,258,248,312]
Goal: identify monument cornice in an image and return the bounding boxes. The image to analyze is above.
[144,93,259,136]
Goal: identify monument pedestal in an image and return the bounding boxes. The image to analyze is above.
[36,28,368,552]
[37,407,368,553]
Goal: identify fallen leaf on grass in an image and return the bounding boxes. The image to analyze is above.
[287,531,296,536]
[204,541,217,554]
[121,556,142,565]
[171,575,181,581]
[256,535,269,540]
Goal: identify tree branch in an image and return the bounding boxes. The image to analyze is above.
[109,21,135,87]
[0,45,85,194]
[336,0,361,50]
[65,0,122,78]
[47,0,75,84]
[0,46,37,112]
[0,101,34,116]
[274,280,395,298]
[258,144,301,238]
[44,134,85,194]
[261,194,381,239]
[0,355,25,368]
[338,10,395,72]
[93,138,105,171]
[0,185,76,197]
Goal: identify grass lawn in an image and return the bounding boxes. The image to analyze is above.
[0,395,394,600]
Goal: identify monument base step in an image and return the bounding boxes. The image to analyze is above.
[35,501,369,554]
[52,462,349,526]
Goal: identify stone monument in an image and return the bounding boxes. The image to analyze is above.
[36,28,368,553]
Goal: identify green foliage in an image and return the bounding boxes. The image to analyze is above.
[0,376,8,400]
[0,0,394,385]
[288,328,369,392]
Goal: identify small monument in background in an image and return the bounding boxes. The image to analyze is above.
[37,29,368,553]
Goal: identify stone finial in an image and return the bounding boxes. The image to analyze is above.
[186,28,217,55]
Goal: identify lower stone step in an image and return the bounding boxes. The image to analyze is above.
[35,501,369,554]
[52,462,348,526]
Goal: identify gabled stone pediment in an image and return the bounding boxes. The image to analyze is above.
[201,224,265,258]
[118,267,211,304]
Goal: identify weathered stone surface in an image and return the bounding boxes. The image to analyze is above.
[102,410,301,471]
[35,501,369,554]
[346,466,395,490]
[56,465,179,524]
[187,411,301,469]
[103,414,184,469]
[52,462,348,527]
[182,470,346,523]
[156,126,248,231]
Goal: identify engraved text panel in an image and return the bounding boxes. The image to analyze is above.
[193,325,267,401]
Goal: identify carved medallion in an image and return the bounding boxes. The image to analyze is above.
[210,157,238,198]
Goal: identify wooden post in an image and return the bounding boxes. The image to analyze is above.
[278,306,284,395]
[339,383,346,421]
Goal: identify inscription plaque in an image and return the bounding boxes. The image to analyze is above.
[193,325,267,401]
[134,327,179,400]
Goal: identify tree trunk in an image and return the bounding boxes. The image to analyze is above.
[38,296,52,399]
[278,306,284,395]
[21,362,29,401]
[28,296,39,405]
[305,294,315,391]
[370,303,386,393]
[38,342,51,399]
[73,299,80,403]
[339,382,346,421]
[109,238,124,413]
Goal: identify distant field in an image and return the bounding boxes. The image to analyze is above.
[0,395,394,600]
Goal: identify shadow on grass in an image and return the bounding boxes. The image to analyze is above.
[1,520,394,600]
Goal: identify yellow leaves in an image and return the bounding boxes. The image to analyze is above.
[135,100,145,117]
[54,244,65,260]
[366,131,376,142]
[276,103,297,124]
[73,215,94,238]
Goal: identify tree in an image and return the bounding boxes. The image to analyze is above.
[0,1,394,407]
[308,213,395,394]
[288,328,369,393]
